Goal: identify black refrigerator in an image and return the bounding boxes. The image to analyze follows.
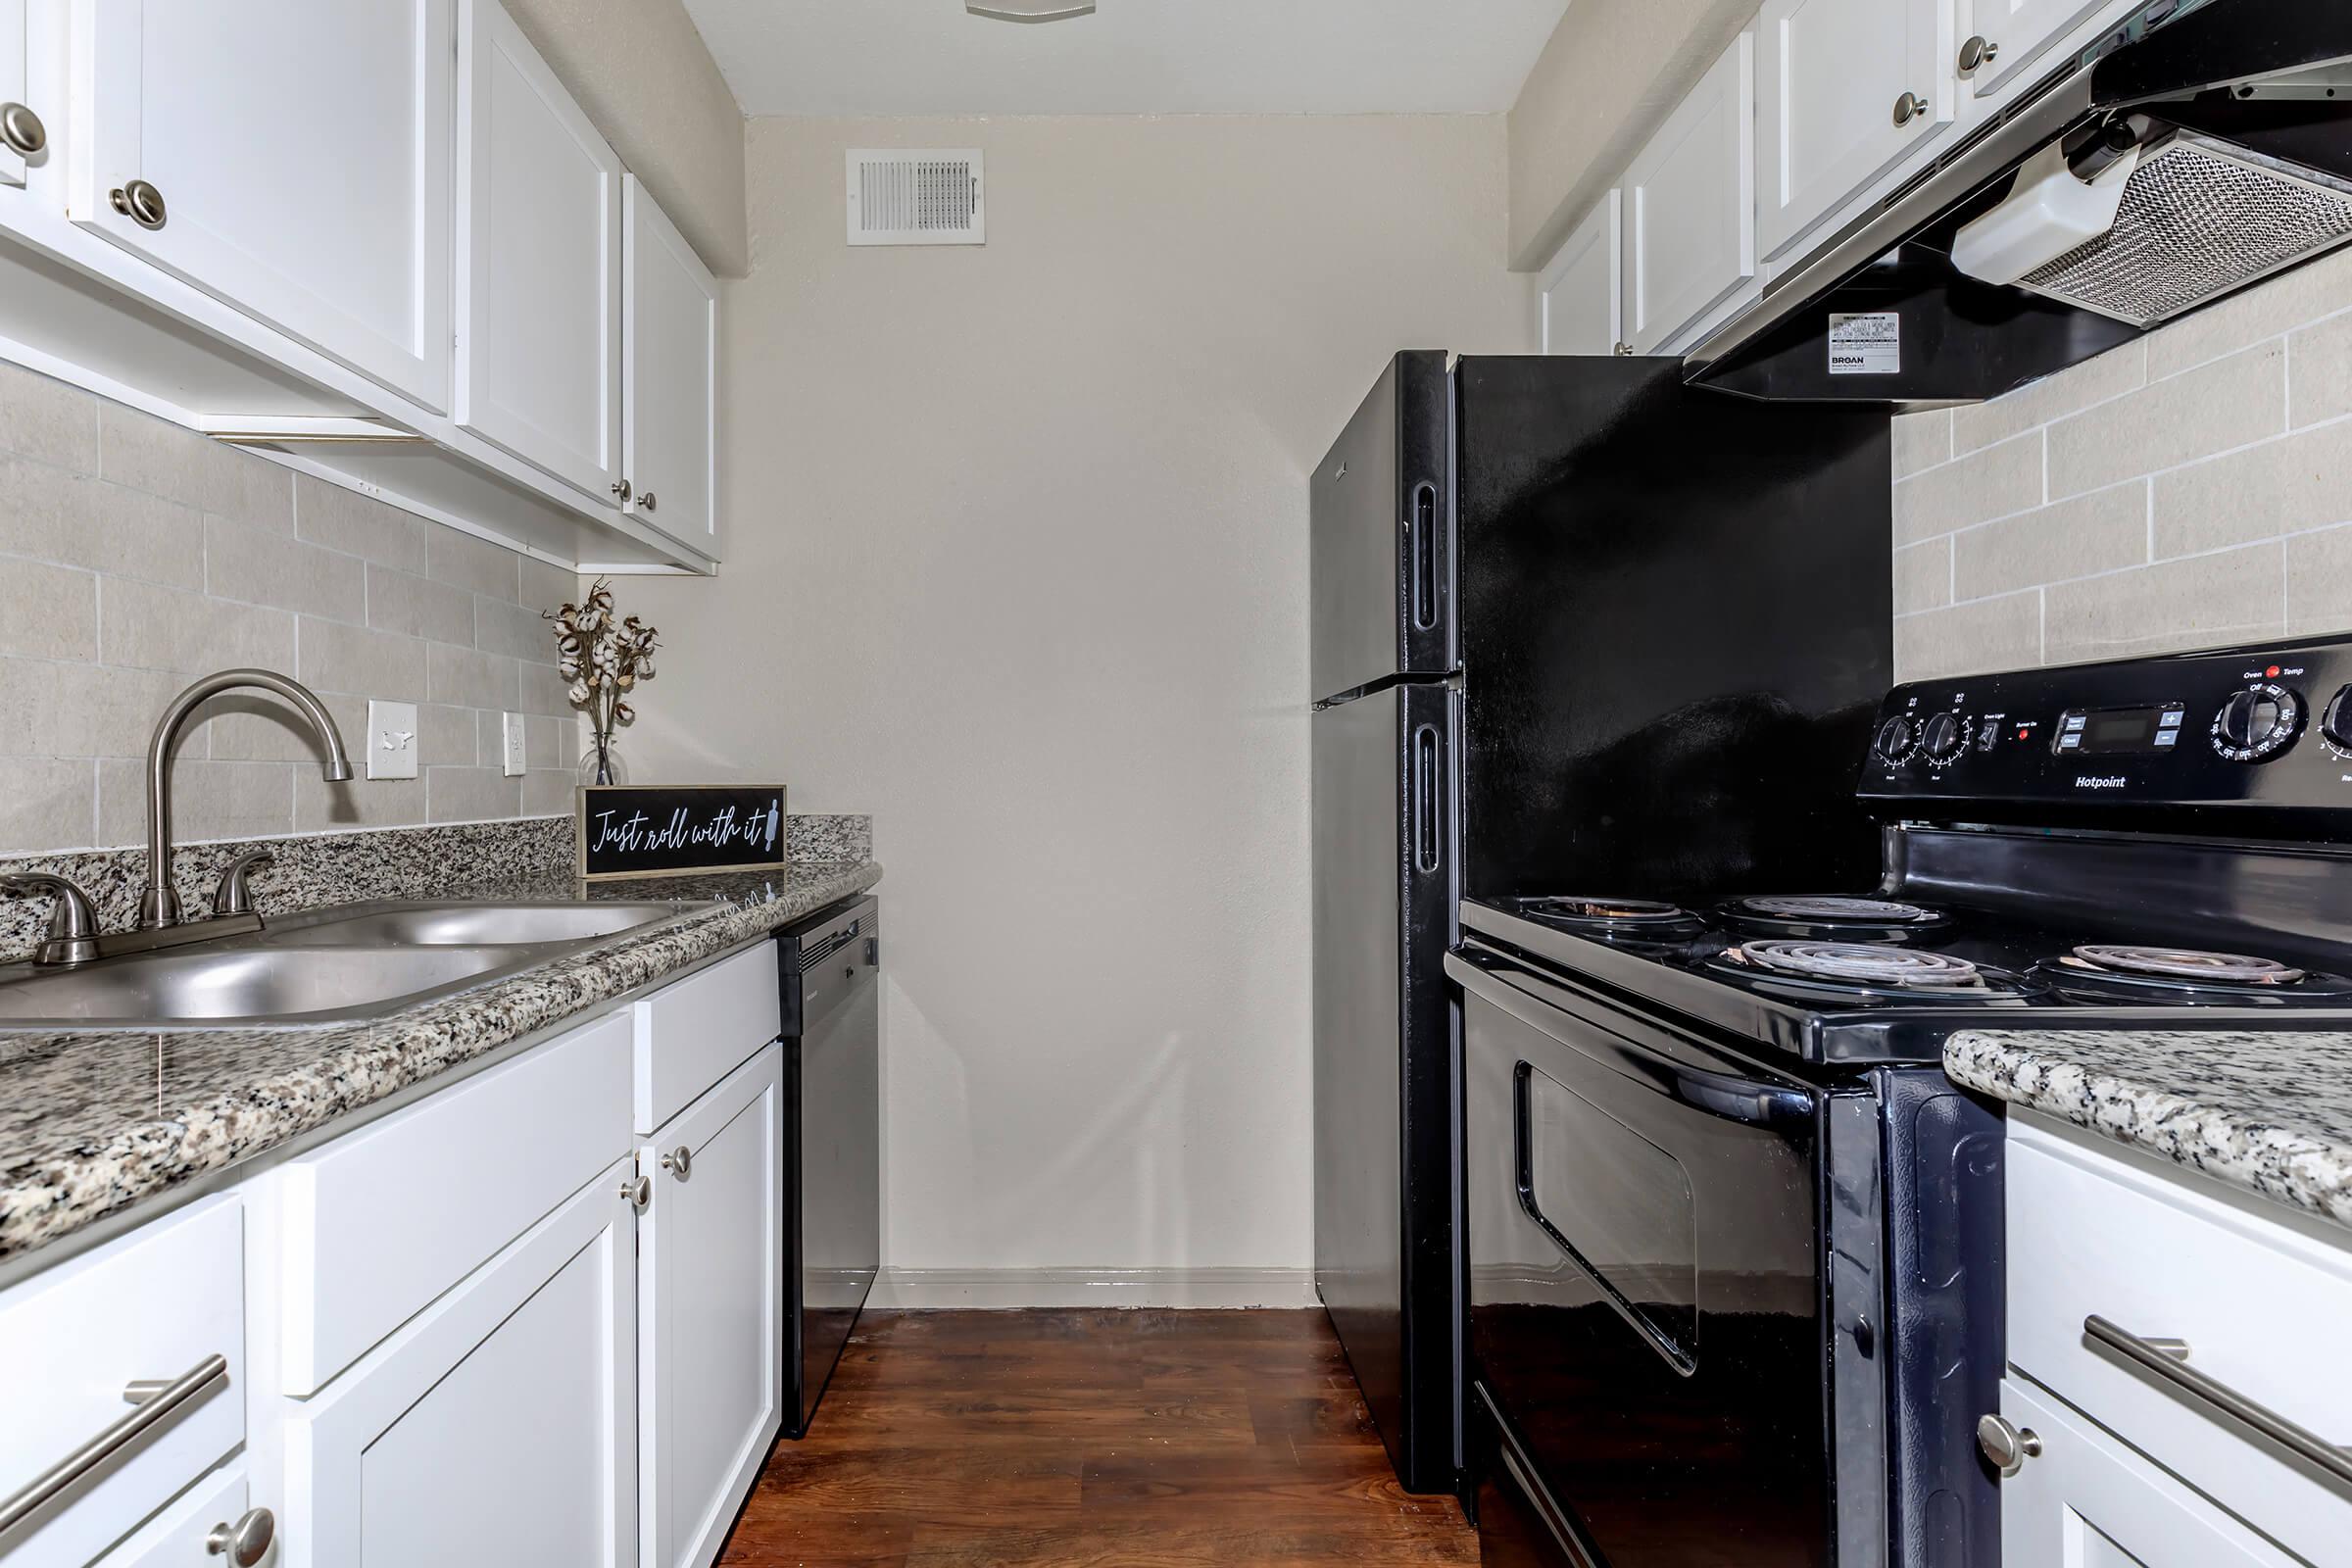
[1310,353,1892,1496]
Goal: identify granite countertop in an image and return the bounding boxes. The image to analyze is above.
[1945,1029,2352,1230]
[0,858,882,1267]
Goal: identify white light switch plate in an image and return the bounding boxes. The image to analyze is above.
[502,711,526,777]
[368,700,419,780]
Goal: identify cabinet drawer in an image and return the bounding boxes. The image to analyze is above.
[275,1009,632,1395]
[93,1465,256,1568]
[0,1199,243,1567]
[1997,1379,2297,1568]
[2007,1119,2352,1565]
[633,942,780,1135]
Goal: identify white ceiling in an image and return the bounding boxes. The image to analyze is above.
[683,0,1573,118]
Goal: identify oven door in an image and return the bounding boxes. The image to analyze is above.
[1449,941,1867,1568]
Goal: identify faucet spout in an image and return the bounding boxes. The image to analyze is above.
[141,668,353,929]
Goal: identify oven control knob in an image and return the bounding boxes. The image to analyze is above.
[2211,683,2302,761]
[1873,715,1918,763]
[1919,711,1968,762]
[2322,685,2352,751]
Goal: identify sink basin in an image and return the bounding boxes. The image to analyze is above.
[0,899,716,1029]
[264,901,690,948]
[0,945,526,1026]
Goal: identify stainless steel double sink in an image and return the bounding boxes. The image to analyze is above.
[0,900,713,1031]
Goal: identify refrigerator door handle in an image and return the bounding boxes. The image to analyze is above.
[1411,722,1442,874]
[1407,483,1440,632]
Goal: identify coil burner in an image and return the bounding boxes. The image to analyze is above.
[2066,946,2305,986]
[1719,895,1951,941]
[1513,897,1703,941]
[2034,943,2352,1006]
[1732,941,1989,990]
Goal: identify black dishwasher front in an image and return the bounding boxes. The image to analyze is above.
[777,895,881,1437]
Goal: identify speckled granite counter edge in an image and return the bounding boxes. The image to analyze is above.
[0,860,881,1264]
[1945,1030,2352,1230]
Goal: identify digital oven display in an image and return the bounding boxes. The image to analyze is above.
[2054,705,2184,756]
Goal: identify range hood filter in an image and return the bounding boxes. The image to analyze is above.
[2018,132,2352,328]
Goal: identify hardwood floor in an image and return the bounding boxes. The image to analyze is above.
[720,1308,1477,1567]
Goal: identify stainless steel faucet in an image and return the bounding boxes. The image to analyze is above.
[141,669,352,929]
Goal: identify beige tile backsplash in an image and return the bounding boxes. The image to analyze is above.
[0,359,581,855]
[1892,248,2352,682]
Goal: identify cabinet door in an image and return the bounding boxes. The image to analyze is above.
[288,1161,637,1568]
[641,1044,784,1568]
[457,0,621,504]
[1757,0,1955,260]
[1540,191,1622,357]
[1960,0,2119,97]
[1,0,27,188]
[1623,32,1755,356]
[70,0,455,409]
[1998,1381,2297,1568]
[622,175,718,551]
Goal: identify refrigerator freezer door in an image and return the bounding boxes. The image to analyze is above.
[1311,351,1452,703]
[1453,355,1891,903]
[1312,680,1459,1494]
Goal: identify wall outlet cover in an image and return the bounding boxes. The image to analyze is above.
[502,711,526,777]
[368,700,420,780]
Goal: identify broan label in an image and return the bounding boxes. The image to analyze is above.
[2075,775,2129,790]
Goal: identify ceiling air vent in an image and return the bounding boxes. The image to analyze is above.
[846,150,985,247]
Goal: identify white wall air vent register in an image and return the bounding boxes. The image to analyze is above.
[847,150,986,246]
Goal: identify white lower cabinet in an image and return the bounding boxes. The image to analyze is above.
[283,1157,639,1568]
[93,1468,261,1568]
[638,1044,785,1568]
[1997,1380,2296,1568]
[0,1198,244,1567]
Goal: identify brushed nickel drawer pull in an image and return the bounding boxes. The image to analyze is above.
[0,1352,228,1535]
[2085,1315,2352,1486]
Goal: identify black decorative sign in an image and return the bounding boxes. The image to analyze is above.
[575,784,789,881]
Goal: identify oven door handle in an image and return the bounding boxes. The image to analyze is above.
[1446,945,1817,1131]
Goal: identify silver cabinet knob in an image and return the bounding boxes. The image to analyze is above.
[207,1506,275,1565]
[1957,35,2000,74]
[661,1145,692,1179]
[1612,341,1634,357]
[0,102,46,157]
[1976,1413,2041,1477]
[611,478,632,503]
[638,491,657,512]
[110,178,168,230]
[1893,92,1930,127]
[621,1173,652,1210]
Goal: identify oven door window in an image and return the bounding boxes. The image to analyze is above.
[1516,1061,1698,1374]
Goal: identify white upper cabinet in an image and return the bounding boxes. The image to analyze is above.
[1757,0,1957,260]
[1623,31,1756,356]
[457,0,622,505]
[69,0,456,411]
[1541,191,1623,357]
[1959,0,2119,97]
[1,0,30,189]
[623,174,718,551]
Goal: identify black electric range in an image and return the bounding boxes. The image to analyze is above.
[1450,635,2352,1568]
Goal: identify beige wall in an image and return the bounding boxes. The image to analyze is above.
[1506,0,1755,270]
[0,362,579,856]
[1891,250,2352,682]
[616,114,1530,1278]
[504,0,749,276]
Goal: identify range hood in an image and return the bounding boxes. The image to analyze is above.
[1689,0,2352,404]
